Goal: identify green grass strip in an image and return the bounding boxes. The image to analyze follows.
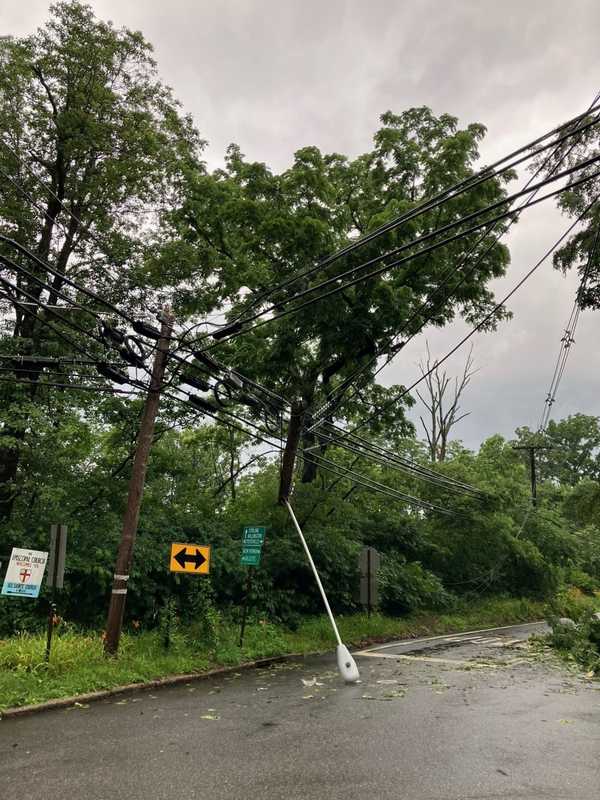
[0,597,544,710]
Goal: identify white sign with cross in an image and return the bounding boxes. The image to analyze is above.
[1,547,48,598]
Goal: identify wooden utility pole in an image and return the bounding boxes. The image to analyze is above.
[512,444,553,507]
[104,309,174,655]
[277,400,305,504]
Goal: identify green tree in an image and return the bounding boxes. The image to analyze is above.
[0,1,204,520]
[514,414,600,486]
[162,108,514,485]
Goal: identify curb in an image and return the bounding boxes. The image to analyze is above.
[0,616,545,720]
[0,652,305,720]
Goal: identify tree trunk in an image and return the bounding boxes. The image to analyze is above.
[0,176,78,523]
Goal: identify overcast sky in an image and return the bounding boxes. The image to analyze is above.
[2,0,600,448]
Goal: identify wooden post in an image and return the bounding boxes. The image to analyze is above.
[104,310,174,656]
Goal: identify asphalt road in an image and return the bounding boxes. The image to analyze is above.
[1,622,599,800]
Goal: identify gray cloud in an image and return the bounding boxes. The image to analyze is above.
[2,0,599,448]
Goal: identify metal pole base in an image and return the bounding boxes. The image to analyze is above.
[336,644,360,683]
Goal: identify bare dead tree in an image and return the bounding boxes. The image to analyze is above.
[416,343,477,462]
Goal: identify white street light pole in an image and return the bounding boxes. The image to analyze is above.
[285,500,360,683]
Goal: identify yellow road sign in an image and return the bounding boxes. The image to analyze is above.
[169,543,211,574]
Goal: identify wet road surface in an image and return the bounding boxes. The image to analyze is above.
[1,622,599,799]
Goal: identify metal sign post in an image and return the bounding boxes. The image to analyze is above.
[359,546,380,617]
[164,542,210,650]
[238,568,254,648]
[45,524,68,663]
[239,526,266,647]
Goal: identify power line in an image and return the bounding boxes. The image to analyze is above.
[0,376,143,396]
[0,235,134,325]
[0,253,106,344]
[119,364,463,513]
[0,273,104,361]
[1,318,465,516]
[310,99,600,422]
[0,139,158,316]
[195,154,600,350]
[0,354,124,368]
[0,240,288,413]
[177,101,600,345]
[317,194,600,446]
[0,245,168,371]
[538,222,600,431]
[309,435,482,497]
[300,451,459,516]
[307,421,485,496]
[1,260,289,451]
[169,384,461,514]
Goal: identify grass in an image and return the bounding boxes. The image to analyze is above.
[0,596,545,711]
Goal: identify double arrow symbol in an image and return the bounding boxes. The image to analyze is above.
[174,547,206,570]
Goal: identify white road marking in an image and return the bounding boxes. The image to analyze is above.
[358,621,545,653]
[356,651,500,667]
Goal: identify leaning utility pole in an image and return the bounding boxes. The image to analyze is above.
[512,444,553,507]
[104,309,174,655]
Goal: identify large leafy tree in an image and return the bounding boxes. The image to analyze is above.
[0,1,204,520]
[163,108,513,483]
[515,414,600,486]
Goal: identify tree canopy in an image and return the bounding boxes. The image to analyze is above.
[1,3,599,641]
[162,107,513,480]
[0,0,202,518]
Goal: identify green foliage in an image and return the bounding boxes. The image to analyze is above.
[0,0,204,521]
[514,415,600,485]
[546,610,600,674]
[379,556,452,614]
[563,481,600,526]
[564,567,599,595]
[0,4,597,681]
[183,578,220,655]
[1,408,597,643]
[547,587,599,623]
[538,114,600,309]
[161,102,513,475]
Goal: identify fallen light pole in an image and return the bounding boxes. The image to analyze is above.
[285,500,360,683]
[279,401,360,683]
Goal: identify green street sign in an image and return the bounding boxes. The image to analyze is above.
[241,526,266,566]
[241,550,261,566]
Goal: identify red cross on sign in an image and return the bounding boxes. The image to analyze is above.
[19,568,32,583]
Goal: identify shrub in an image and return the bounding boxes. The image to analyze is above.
[379,557,453,615]
[183,578,220,655]
[547,610,600,673]
[564,568,599,595]
[547,586,597,622]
